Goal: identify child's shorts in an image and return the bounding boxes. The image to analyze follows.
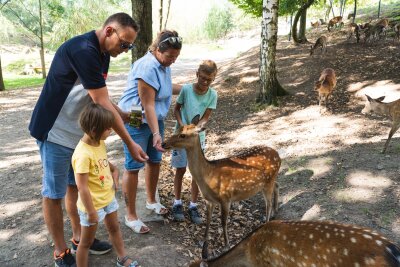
[78,197,119,227]
[171,138,206,168]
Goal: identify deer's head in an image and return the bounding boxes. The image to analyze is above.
[362,94,386,114]
[162,115,205,150]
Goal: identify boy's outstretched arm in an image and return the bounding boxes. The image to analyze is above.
[75,173,98,224]
[198,108,213,128]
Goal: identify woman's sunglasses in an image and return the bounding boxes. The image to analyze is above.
[159,36,183,46]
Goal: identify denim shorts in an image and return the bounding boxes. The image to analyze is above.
[37,140,76,199]
[78,197,119,227]
[123,121,165,171]
[171,138,205,168]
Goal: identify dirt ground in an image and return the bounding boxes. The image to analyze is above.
[1,26,400,266]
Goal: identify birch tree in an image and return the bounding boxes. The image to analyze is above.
[259,0,287,105]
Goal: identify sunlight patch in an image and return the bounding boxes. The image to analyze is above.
[0,200,40,218]
[333,188,375,203]
[0,229,15,241]
[353,80,400,101]
[346,172,392,188]
[306,158,332,179]
[282,189,305,205]
[301,204,321,220]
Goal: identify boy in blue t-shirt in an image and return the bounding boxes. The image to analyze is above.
[171,60,218,224]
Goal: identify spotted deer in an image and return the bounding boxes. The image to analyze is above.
[309,35,327,56]
[314,68,337,108]
[162,118,280,248]
[347,22,360,43]
[362,95,400,153]
[189,220,400,267]
[327,16,343,31]
[310,20,321,28]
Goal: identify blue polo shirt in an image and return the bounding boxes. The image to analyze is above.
[29,31,110,148]
[118,51,172,123]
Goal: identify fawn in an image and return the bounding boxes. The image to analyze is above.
[314,68,337,107]
[189,220,400,267]
[362,95,400,153]
[310,20,321,28]
[347,22,360,43]
[162,117,280,248]
[328,16,343,31]
[309,35,327,56]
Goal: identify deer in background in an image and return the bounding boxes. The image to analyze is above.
[362,95,400,153]
[189,220,400,267]
[314,68,336,108]
[309,35,327,56]
[393,23,400,42]
[347,22,360,43]
[327,16,343,31]
[162,117,280,248]
[310,20,321,28]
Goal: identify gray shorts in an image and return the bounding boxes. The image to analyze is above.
[171,139,205,168]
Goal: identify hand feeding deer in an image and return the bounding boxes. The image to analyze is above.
[162,116,280,248]
[189,220,400,267]
[309,35,327,56]
[362,95,400,153]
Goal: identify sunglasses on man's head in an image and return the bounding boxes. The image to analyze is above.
[113,29,135,50]
[159,36,183,46]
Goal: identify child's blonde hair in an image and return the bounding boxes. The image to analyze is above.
[79,103,114,141]
[198,60,218,75]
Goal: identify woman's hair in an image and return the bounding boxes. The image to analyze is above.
[103,12,140,32]
[79,103,114,142]
[198,60,218,75]
[149,29,182,53]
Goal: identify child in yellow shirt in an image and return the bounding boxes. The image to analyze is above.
[72,103,139,267]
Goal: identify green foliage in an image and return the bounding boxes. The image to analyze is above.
[4,75,45,90]
[204,5,234,40]
[229,0,262,17]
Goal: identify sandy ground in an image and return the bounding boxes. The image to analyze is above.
[1,26,400,266]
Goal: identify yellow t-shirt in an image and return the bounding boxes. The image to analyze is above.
[72,140,115,212]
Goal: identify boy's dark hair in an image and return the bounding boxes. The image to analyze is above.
[79,103,114,142]
[103,12,140,32]
[198,60,218,75]
[149,29,182,52]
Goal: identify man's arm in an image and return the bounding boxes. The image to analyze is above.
[87,87,148,162]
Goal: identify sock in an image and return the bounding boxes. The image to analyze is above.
[174,199,182,206]
[189,202,198,209]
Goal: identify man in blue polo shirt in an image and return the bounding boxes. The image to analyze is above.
[29,13,148,267]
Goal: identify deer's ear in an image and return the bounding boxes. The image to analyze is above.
[376,96,385,102]
[191,114,201,125]
[365,94,372,101]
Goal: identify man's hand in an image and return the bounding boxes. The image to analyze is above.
[128,142,149,162]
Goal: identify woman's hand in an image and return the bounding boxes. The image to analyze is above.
[152,133,165,152]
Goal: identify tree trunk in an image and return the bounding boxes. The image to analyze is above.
[164,0,171,29]
[0,55,5,91]
[377,0,381,18]
[329,0,335,17]
[288,13,293,41]
[39,0,46,79]
[352,0,357,24]
[159,0,163,31]
[259,0,287,105]
[298,9,308,43]
[131,0,152,62]
[291,0,314,44]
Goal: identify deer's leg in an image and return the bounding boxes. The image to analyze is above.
[204,201,215,243]
[273,182,280,214]
[220,201,231,248]
[262,181,275,222]
[382,122,400,153]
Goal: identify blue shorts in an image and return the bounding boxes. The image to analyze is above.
[171,138,205,168]
[37,140,76,199]
[123,121,165,171]
[78,197,119,227]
